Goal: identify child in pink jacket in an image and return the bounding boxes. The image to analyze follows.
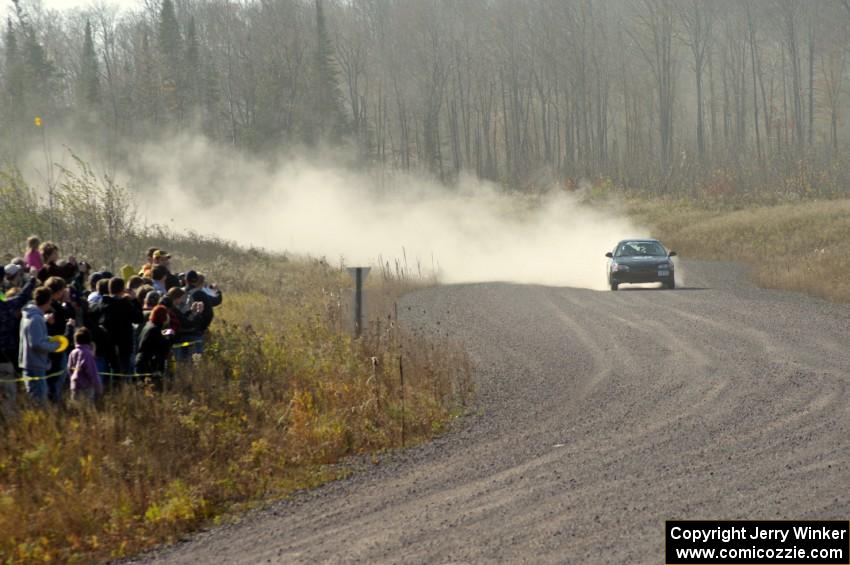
[24,236,42,271]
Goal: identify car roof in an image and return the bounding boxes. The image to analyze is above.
[617,238,662,244]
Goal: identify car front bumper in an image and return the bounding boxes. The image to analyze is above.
[610,269,674,284]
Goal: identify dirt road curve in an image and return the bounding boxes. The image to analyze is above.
[143,261,850,564]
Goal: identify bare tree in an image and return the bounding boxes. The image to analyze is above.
[628,0,677,175]
[679,0,716,162]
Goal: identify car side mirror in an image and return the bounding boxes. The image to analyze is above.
[605,252,613,258]
[669,251,677,257]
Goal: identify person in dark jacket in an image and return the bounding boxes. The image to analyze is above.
[84,278,113,375]
[142,291,161,322]
[0,276,36,362]
[152,250,181,290]
[166,286,206,362]
[35,242,60,283]
[43,277,76,403]
[151,265,168,295]
[36,243,77,283]
[89,277,143,381]
[135,305,174,388]
[70,261,90,300]
[133,290,160,353]
[0,276,36,408]
[184,270,222,338]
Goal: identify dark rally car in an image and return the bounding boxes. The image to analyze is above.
[605,239,677,291]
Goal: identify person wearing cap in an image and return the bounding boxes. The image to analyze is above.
[2,263,24,293]
[153,250,181,290]
[138,247,159,279]
[153,249,169,265]
[3,263,24,280]
[19,287,62,404]
[0,274,36,409]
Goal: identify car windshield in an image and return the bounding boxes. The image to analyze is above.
[614,241,667,257]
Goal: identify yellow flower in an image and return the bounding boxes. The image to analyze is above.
[34,116,42,127]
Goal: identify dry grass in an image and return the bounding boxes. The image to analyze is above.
[0,249,472,563]
[628,197,850,303]
[0,158,467,562]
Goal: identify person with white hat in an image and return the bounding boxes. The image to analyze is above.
[2,263,24,294]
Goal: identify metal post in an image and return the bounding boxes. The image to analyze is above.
[354,268,363,337]
[399,353,405,448]
[346,267,371,338]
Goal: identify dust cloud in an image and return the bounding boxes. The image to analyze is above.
[30,135,650,289]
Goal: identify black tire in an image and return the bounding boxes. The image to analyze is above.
[663,278,676,290]
[610,281,619,291]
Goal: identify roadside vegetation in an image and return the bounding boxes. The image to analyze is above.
[628,196,850,304]
[0,165,473,563]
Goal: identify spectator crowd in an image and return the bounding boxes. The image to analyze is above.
[0,236,223,410]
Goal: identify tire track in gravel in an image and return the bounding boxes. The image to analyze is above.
[140,260,850,564]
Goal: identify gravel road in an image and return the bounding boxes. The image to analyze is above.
[144,260,850,564]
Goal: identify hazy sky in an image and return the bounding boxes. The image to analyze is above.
[5,0,135,16]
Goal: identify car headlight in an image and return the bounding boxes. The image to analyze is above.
[658,262,673,269]
[612,263,629,272]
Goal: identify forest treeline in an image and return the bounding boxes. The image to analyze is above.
[4,0,850,197]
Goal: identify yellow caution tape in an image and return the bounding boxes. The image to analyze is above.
[99,371,162,378]
[0,370,66,384]
[0,370,166,383]
[0,340,203,383]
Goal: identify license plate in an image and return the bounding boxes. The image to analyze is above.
[658,270,669,277]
